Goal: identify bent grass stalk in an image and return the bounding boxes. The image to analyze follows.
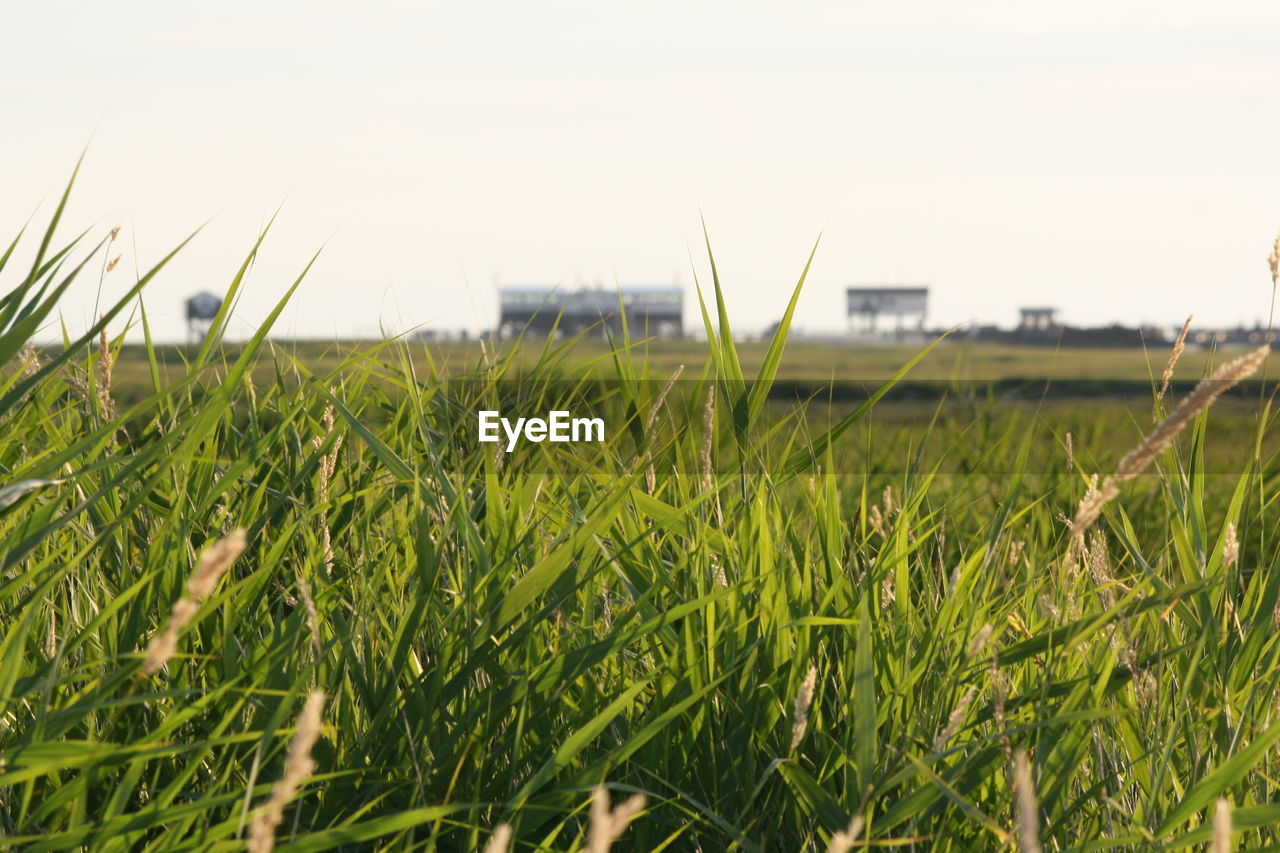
[1071,345,1269,548]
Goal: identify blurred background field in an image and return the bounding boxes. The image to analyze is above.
[73,337,1280,479]
[96,338,1258,392]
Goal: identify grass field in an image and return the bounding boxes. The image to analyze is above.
[7,180,1280,851]
[91,337,1262,407]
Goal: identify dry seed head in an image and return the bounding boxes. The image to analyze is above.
[709,554,728,588]
[1063,431,1074,473]
[1087,532,1117,609]
[966,624,995,660]
[880,571,896,609]
[298,574,322,656]
[1211,797,1232,853]
[587,786,647,853]
[1223,522,1239,570]
[990,666,1010,718]
[867,504,886,538]
[106,254,121,273]
[322,396,336,433]
[1071,345,1268,546]
[1270,231,1280,287]
[826,815,866,853]
[186,529,248,600]
[96,326,115,420]
[313,395,342,576]
[790,665,819,752]
[143,529,247,675]
[645,364,684,432]
[142,627,179,676]
[1007,539,1025,567]
[17,343,40,379]
[946,564,963,595]
[1115,345,1268,482]
[700,385,715,494]
[1013,747,1042,853]
[1134,669,1158,709]
[1157,315,1193,409]
[248,691,326,853]
[65,364,91,403]
[933,685,977,751]
[882,486,897,516]
[483,823,513,853]
[644,365,684,492]
[1037,594,1061,621]
[244,373,259,409]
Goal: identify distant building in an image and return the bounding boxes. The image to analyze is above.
[967,306,1152,347]
[1190,325,1268,347]
[498,286,683,339]
[846,286,928,334]
[184,291,222,343]
[1018,307,1059,334]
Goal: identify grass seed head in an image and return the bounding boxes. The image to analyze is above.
[18,343,40,378]
[143,529,247,675]
[96,326,115,421]
[248,690,326,853]
[588,786,646,853]
[644,365,684,492]
[186,529,248,600]
[1013,747,1042,853]
[1270,231,1280,287]
[966,624,995,660]
[790,665,819,752]
[1223,522,1239,570]
[1157,315,1193,409]
[645,364,684,432]
[700,385,715,495]
[1212,797,1232,853]
[483,823,513,853]
[826,815,866,853]
[933,685,977,751]
[1071,344,1268,546]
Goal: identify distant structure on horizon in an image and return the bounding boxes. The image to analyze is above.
[846,285,929,335]
[968,305,1155,347]
[497,285,683,339]
[1018,307,1059,334]
[184,291,222,343]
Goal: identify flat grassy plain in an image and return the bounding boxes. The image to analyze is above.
[104,336,1253,398]
[6,190,1280,851]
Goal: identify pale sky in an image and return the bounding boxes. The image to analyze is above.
[5,1,1280,342]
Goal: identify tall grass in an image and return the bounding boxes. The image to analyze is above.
[4,174,1280,850]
